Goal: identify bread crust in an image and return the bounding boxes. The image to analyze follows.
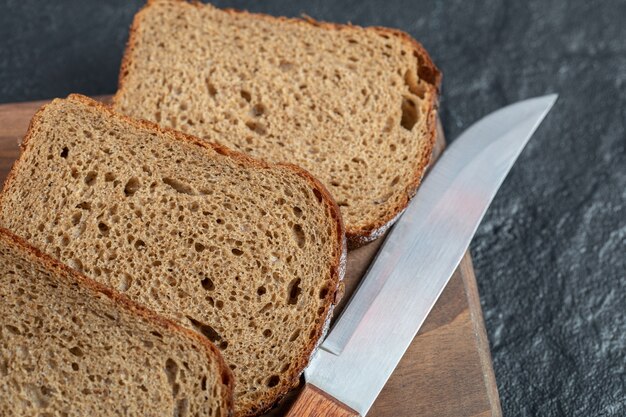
[0,226,235,416]
[113,0,440,250]
[0,93,346,417]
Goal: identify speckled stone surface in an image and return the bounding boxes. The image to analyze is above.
[1,1,624,415]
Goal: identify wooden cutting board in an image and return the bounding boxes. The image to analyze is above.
[0,97,501,417]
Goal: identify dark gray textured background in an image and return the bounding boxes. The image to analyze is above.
[1,0,624,415]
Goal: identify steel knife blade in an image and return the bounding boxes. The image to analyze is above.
[285,94,558,417]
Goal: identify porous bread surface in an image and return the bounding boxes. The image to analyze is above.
[0,228,232,417]
[114,0,440,245]
[0,95,345,417]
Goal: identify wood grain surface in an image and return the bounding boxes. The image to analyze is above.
[0,98,501,417]
[286,384,359,417]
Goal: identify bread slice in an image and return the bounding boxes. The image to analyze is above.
[113,0,440,247]
[0,227,233,416]
[0,95,345,416]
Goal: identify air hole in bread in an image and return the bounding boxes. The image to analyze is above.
[187,316,222,344]
[60,147,69,158]
[6,325,21,335]
[123,177,141,197]
[201,277,215,291]
[194,242,205,252]
[400,97,419,131]
[68,346,83,357]
[119,273,132,292]
[97,222,109,235]
[134,239,146,251]
[231,248,243,256]
[164,358,178,387]
[171,384,182,400]
[71,212,82,226]
[174,398,189,417]
[404,69,426,99]
[391,176,400,186]
[163,177,195,195]
[71,362,79,371]
[278,60,294,71]
[103,312,116,321]
[221,370,231,386]
[291,224,305,248]
[319,286,329,299]
[104,172,116,182]
[245,121,267,135]
[256,286,266,296]
[416,55,438,86]
[293,206,303,217]
[263,329,272,338]
[266,375,280,388]
[206,79,217,97]
[312,188,323,203]
[287,278,301,305]
[251,103,266,117]
[240,90,252,102]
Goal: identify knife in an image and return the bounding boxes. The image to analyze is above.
[285,94,558,416]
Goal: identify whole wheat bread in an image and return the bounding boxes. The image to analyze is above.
[113,0,440,247]
[0,227,233,416]
[0,95,345,417]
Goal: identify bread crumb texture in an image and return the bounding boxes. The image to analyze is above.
[114,0,439,243]
[0,95,344,416]
[0,229,231,417]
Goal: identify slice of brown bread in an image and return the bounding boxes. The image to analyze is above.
[0,94,345,417]
[0,227,233,417]
[113,0,440,247]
